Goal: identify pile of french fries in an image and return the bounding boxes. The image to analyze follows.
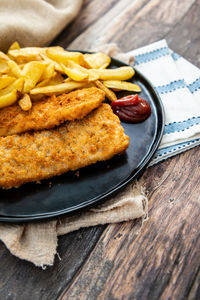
[0,41,141,111]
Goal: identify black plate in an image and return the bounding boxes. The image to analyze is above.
[0,56,165,222]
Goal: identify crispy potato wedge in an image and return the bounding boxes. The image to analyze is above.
[46,48,85,65]
[61,63,88,81]
[83,52,111,69]
[87,69,99,81]
[8,47,46,62]
[36,78,52,88]
[40,63,55,81]
[8,41,20,51]
[18,93,32,111]
[92,67,135,80]
[22,61,45,92]
[0,42,140,110]
[36,73,64,87]
[30,81,89,95]
[13,78,24,92]
[0,90,18,108]
[0,51,21,77]
[40,53,64,73]
[103,80,141,92]
[0,51,10,61]
[7,60,21,77]
[0,61,9,74]
[62,60,99,81]
[0,78,24,96]
[0,76,16,90]
[94,80,117,101]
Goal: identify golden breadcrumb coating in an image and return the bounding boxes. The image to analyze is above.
[0,104,129,189]
[0,87,105,136]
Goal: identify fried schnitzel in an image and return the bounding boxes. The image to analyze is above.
[0,87,105,136]
[0,104,129,189]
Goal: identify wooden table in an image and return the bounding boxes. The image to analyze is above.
[0,1,199,299]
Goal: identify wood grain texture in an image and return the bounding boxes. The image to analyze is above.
[0,226,105,300]
[59,148,200,300]
[166,0,200,68]
[0,0,200,299]
[52,0,120,48]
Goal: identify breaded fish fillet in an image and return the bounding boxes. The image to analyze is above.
[0,87,105,136]
[0,104,129,189]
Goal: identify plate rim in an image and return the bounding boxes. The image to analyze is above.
[0,55,165,223]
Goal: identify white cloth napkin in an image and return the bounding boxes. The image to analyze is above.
[122,40,200,165]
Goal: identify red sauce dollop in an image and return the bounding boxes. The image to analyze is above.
[111,94,151,123]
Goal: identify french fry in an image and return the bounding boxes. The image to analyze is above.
[0,51,10,61]
[61,60,99,81]
[61,63,88,81]
[83,53,111,69]
[0,78,24,96]
[30,81,89,95]
[0,42,140,110]
[46,48,85,65]
[21,61,44,93]
[0,76,16,90]
[8,41,20,52]
[12,78,24,92]
[92,67,135,81]
[0,61,9,74]
[40,63,55,81]
[103,80,141,92]
[40,53,64,73]
[36,73,64,87]
[87,69,99,81]
[18,93,32,111]
[35,78,52,88]
[0,51,21,77]
[8,47,46,62]
[94,80,117,101]
[7,60,21,77]
[0,90,18,108]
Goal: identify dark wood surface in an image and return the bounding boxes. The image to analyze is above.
[0,0,200,299]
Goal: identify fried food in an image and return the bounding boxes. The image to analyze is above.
[18,93,32,111]
[0,87,105,136]
[0,42,139,110]
[103,80,141,92]
[94,80,117,101]
[0,104,129,189]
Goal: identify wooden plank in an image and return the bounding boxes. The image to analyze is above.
[166,0,200,67]
[59,148,200,300]
[104,0,197,50]
[64,0,196,51]
[0,226,105,300]
[65,0,150,50]
[52,0,120,48]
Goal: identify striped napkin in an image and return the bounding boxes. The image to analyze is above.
[126,39,200,165]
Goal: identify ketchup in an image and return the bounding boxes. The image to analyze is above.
[111,94,151,123]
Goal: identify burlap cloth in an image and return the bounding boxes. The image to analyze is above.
[0,0,83,52]
[0,0,148,267]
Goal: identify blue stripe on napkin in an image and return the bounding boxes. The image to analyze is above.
[164,117,200,134]
[155,79,185,94]
[171,52,181,61]
[134,47,169,65]
[187,77,200,93]
[153,138,200,160]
